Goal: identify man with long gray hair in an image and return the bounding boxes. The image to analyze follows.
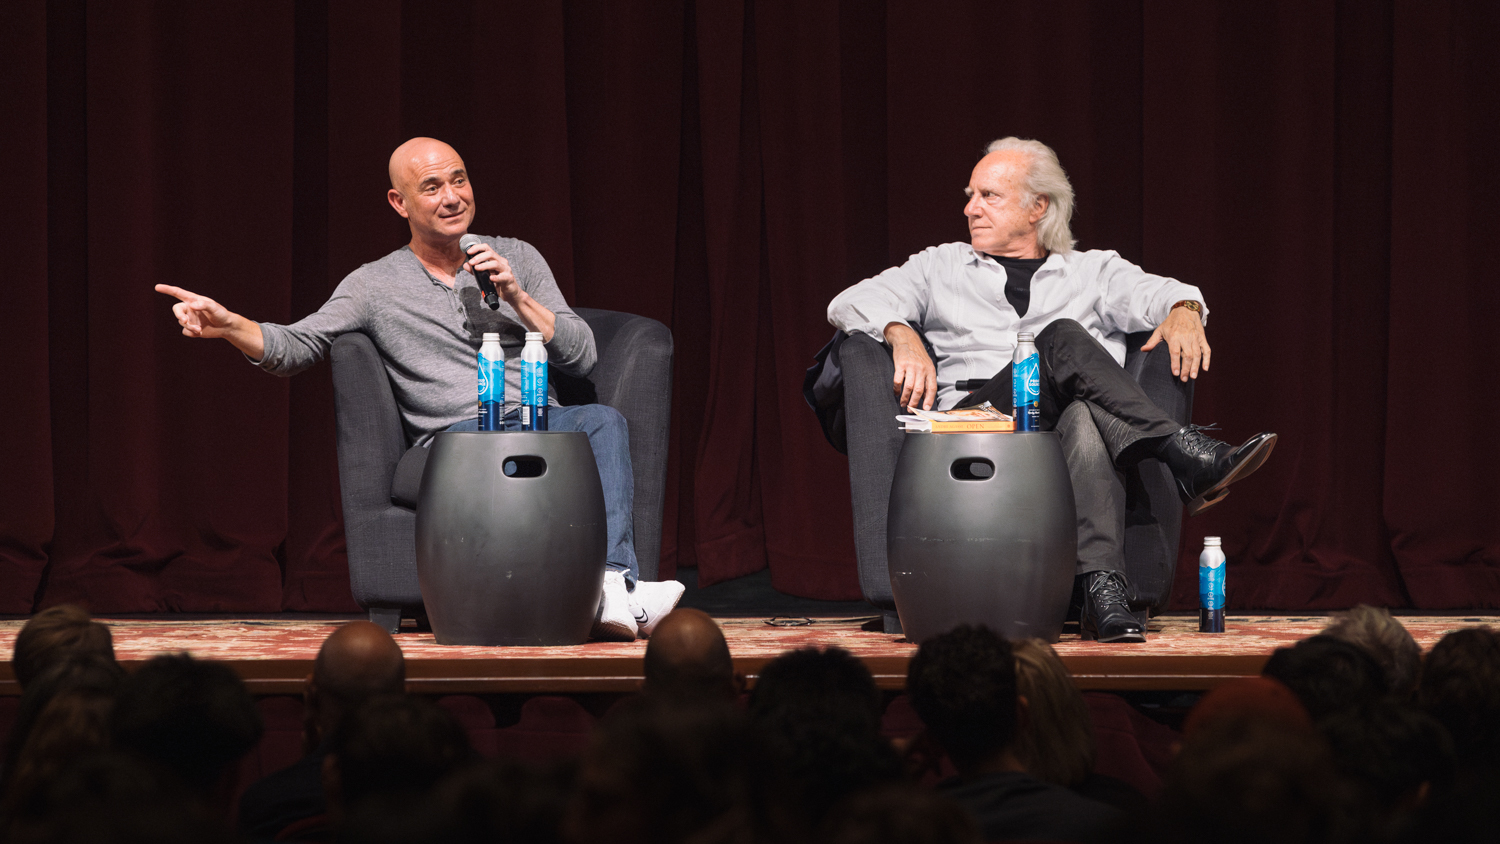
[827,137,1276,642]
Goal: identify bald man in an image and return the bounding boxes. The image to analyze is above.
[641,609,741,702]
[237,621,405,838]
[157,138,682,641]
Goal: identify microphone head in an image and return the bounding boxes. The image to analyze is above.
[459,233,482,253]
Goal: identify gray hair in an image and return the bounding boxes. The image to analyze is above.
[1322,605,1423,698]
[984,137,1076,254]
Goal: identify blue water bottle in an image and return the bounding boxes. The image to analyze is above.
[521,331,548,431]
[477,332,504,431]
[1011,332,1041,431]
[1199,536,1226,633]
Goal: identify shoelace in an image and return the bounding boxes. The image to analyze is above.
[1088,572,1131,607]
[1174,423,1222,459]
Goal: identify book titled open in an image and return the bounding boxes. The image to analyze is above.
[897,403,1014,433]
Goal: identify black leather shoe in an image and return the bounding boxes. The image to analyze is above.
[1157,425,1277,516]
[1080,571,1146,643]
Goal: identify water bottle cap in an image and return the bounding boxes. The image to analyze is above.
[1204,536,1222,546]
[1017,332,1034,342]
[482,332,500,342]
[525,332,543,342]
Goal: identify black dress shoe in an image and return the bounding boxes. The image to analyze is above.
[1080,571,1146,643]
[1157,425,1277,516]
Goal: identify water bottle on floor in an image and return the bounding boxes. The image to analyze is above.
[521,331,548,431]
[478,332,504,431]
[1199,536,1226,633]
[1012,332,1040,431]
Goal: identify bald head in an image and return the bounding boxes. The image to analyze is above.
[642,609,737,702]
[388,137,461,192]
[385,137,475,249]
[310,621,406,736]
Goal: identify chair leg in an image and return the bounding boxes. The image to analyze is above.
[883,610,904,635]
[367,607,401,634]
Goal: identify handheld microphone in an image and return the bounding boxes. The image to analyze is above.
[459,233,500,310]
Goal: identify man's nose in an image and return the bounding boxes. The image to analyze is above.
[964,195,981,217]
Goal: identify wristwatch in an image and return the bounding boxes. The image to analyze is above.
[1170,300,1203,318]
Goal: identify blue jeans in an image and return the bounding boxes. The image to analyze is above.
[443,405,638,587]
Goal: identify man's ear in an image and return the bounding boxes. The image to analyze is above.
[1015,693,1031,731]
[1029,195,1049,224]
[387,187,410,218]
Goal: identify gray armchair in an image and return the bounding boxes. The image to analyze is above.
[330,308,673,632]
[838,331,1192,633]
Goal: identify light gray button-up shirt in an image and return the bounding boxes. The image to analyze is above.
[827,243,1207,410]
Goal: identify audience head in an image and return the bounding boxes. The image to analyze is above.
[906,625,1019,773]
[1320,605,1422,699]
[1010,637,1094,787]
[750,646,901,827]
[11,605,114,690]
[1151,717,1366,844]
[1419,625,1500,774]
[433,757,572,844]
[1319,701,1454,826]
[641,609,739,703]
[309,620,406,744]
[1182,676,1312,738]
[2,751,234,844]
[819,783,982,844]
[1261,634,1387,721]
[1,654,125,806]
[571,696,781,844]
[110,653,263,806]
[326,693,476,820]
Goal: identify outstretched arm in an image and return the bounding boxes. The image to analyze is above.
[1140,304,1211,382]
[155,284,265,361]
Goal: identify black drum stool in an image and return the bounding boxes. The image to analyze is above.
[887,432,1077,644]
[415,431,606,646]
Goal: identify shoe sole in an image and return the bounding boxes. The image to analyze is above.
[1183,433,1277,517]
[590,619,637,642]
[1080,626,1147,644]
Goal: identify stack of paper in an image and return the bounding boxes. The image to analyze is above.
[896,403,1014,433]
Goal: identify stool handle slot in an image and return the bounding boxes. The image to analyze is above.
[501,455,548,478]
[950,458,994,481]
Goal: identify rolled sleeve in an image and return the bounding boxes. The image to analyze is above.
[253,283,366,377]
[1095,251,1209,334]
[510,240,596,376]
[827,247,936,342]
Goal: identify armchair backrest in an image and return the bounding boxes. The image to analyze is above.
[330,332,408,521]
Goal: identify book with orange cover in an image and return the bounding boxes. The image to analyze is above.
[897,404,1015,433]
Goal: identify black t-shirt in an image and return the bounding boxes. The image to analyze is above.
[989,254,1048,317]
[939,770,1120,842]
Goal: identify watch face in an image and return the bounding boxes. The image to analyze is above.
[1174,300,1201,313]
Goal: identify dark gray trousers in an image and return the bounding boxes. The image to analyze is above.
[958,319,1183,576]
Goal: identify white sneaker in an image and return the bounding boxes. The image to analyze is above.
[629,579,686,638]
[591,571,638,641]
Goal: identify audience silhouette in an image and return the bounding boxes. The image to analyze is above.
[1,607,1493,844]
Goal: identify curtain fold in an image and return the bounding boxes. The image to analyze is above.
[1,0,1495,613]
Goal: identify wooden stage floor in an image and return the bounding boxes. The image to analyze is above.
[1,613,1494,696]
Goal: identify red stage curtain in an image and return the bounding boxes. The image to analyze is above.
[1,0,1495,613]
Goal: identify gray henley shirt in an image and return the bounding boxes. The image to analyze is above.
[254,235,596,446]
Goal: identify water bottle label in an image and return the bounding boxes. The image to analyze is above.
[1012,353,1040,431]
[478,351,503,431]
[479,353,503,404]
[521,360,547,431]
[1199,560,1225,610]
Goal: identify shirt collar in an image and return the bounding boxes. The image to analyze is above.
[963,244,1063,273]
